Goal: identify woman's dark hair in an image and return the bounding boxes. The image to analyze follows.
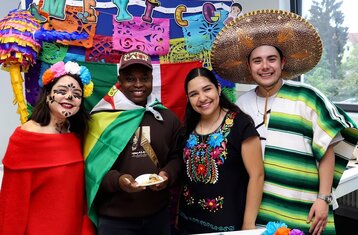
[184,67,244,138]
[30,74,90,138]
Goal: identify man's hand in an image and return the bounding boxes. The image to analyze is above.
[307,199,329,235]
[118,174,146,193]
[149,171,169,191]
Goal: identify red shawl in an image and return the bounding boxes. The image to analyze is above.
[0,127,94,235]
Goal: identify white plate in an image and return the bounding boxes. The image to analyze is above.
[135,174,165,186]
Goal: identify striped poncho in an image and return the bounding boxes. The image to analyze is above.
[237,81,358,234]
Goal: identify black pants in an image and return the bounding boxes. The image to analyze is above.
[97,207,170,235]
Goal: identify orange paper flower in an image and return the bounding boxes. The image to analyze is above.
[42,70,56,85]
[275,227,291,235]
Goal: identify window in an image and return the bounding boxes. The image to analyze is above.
[299,0,358,112]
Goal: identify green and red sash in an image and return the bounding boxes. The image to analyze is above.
[83,87,165,225]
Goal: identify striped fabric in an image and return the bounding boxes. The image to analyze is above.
[84,110,145,225]
[83,88,166,226]
[238,81,358,234]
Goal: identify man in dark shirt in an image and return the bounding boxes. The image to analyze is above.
[84,49,183,235]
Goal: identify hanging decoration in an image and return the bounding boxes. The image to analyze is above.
[112,0,133,22]
[202,2,220,23]
[0,10,42,123]
[43,5,98,48]
[112,16,170,55]
[78,0,98,23]
[183,10,228,54]
[11,0,243,123]
[38,42,68,64]
[174,5,188,27]
[159,38,212,69]
[85,35,121,63]
[141,0,161,23]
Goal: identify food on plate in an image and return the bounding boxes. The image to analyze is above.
[135,173,164,186]
[145,174,162,184]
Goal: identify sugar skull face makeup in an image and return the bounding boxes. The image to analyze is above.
[47,75,83,119]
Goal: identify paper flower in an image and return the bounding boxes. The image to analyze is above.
[264,221,288,235]
[64,61,81,75]
[275,227,291,235]
[41,61,93,98]
[289,229,305,235]
[83,80,94,98]
[263,222,304,235]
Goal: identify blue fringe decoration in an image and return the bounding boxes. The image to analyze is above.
[34,28,88,43]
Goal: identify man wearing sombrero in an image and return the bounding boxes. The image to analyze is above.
[211,9,358,235]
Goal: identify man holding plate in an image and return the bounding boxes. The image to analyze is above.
[84,49,184,235]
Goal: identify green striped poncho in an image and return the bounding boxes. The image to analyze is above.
[250,81,357,234]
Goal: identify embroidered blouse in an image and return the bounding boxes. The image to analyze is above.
[179,111,259,234]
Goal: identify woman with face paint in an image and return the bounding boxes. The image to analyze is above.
[0,61,95,234]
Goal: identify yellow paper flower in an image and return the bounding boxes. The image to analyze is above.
[83,81,94,98]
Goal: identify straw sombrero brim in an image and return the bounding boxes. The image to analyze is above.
[211,9,322,83]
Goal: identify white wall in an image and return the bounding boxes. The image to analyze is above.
[0,2,24,182]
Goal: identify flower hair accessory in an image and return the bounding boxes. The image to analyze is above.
[41,61,94,97]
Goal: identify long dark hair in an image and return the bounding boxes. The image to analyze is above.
[30,74,90,138]
[183,67,243,138]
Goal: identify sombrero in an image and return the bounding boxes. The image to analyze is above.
[211,9,322,83]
